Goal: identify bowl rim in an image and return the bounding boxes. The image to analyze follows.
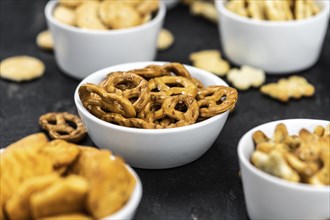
[216,0,330,27]
[237,118,330,192]
[45,0,166,35]
[0,148,143,219]
[74,61,230,134]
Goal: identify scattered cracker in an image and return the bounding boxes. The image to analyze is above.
[190,1,218,23]
[36,30,54,50]
[227,65,265,90]
[189,50,230,76]
[0,56,45,82]
[53,5,76,26]
[260,76,315,102]
[157,28,174,50]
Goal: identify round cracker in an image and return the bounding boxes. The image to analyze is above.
[0,56,45,82]
[53,5,76,26]
[36,30,54,50]
[157,28,174,50]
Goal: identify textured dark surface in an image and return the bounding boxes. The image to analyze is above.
[0,1,329,220]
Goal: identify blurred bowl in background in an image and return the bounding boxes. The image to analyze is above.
[45,0,166,79]
[216,1,330,74]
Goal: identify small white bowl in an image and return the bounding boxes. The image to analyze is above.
[74,61,230,169]
[238,119,330,220]
[0,149,142,220]
[216,1,330,74]
[45,0,166,79]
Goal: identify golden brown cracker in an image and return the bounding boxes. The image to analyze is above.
[189,50,230,76]
[36,30,54,50]
[99,1,142,29]
[76,2,107,30]
[157,28,174,50]
[260,76,315,102]
[53,5,76,26]
[30,175,89,219]
[0,56,45,82]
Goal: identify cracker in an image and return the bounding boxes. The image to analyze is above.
[157,28,174,50]
[260,75,315,102]
[53,5,76,26]
[99,1,142,29]
[190,1,218,23]
[36,30,54,50]
[227,65,265,90]
[189,50,230,76]
[58,0,83,8]
[136,0,159,15]
[247,0,265,20]
[76,2,107,30]
[226,0,248,17]
[0,56,45,82]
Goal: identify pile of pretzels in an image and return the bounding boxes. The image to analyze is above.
[78,63,238,129]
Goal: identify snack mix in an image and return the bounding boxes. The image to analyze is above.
[251,123,330,186]
[78,63,238,129]
[226,0,320,21]
[0,133,136,220]
[54,0,160,30]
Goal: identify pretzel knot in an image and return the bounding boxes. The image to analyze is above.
[148,76,197,101]
[39,112,87,143]
[139,95,199,128]
[79,83,136,118]
[127,64,171,79]
[197,86,238,118]
[100,72,150,113]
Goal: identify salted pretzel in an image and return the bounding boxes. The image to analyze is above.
[197,86,238,118]
[139,95,199,128]
[88,105,153,129]
[148,76,198,101]
[39,112,87,142]
[100,72,150,113]
[79,83,136,118]
[128,64,170,79]
[163,62,192,79]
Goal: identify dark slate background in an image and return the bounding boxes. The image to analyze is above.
[1,1,329,219]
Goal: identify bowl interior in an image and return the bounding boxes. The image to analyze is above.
[216,0,330,26]
[74,61,230,133]
[238,119,330,191]
[45,0,166,35]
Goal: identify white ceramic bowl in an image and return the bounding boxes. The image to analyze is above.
[0,149,142,220]
[238,119,330,220]
[45,0,166,79]
[74,61,230,169]
[216,1,330,74]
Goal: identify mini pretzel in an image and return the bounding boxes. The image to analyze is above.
[128,65,170,79]
[88,106,153,129]
[79,83,136,118]
[163,62,192,79]
[39,112,86,143]
[139,95,199,128]
[197,86,238,118]
[148,76,197,101]
[100,72,150,113]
